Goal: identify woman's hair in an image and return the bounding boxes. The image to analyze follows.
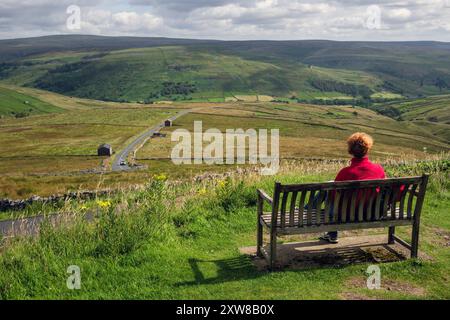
[347,132,374,158]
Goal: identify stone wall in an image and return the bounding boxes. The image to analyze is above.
[0,190,112,212]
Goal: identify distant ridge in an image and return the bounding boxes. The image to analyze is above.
[1,34,450,101]
[1,34,450,61]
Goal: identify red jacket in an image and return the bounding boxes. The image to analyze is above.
[334,157,387,216]
[335,157,385,182]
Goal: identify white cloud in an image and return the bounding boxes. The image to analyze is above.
[256,0,278,9]
[0,0,450,41]
[112,11,163,30]
[387,8,412,20]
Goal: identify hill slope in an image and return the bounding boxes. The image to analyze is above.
[374,95,450,143]
[1,46,382,102]
[0,86,62,117]
[1,35,450,101]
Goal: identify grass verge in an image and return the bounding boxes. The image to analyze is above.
[0,159,449,299]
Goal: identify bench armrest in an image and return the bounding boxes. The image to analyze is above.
[257,189,273,205]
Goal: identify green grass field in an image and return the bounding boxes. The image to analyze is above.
[0,159,448,299]
[1,46,392,103]
[374,95,450,143]
[0,86,62,116]
[3,35,450,100]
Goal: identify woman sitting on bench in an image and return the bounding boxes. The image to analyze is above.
[319,132,386,244]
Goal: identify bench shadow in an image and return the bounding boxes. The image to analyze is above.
[176,256,260,287]
[175,239,408,287]
[271,240,406,269]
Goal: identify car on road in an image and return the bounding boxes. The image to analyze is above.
[120,161,127,166]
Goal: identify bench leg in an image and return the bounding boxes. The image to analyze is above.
[257,216,263,258]
[388,226,395,245]
[411,222,420,259]
[269,231,277,271]
[256,196,263,258]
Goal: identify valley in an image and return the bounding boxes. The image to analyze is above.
[0,83,448,199]
[0,35,449,301]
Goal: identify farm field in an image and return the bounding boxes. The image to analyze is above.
[1,85,449,199]
[375,95,450,143]
[137,102,449,162]
[0,86,188,198]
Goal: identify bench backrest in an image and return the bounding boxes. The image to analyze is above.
[271,175,429,228]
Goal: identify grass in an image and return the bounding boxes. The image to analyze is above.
[0,159,448,299]
[0,86,187,198]
[374,94,450,143]
[0,107,176,157]
[3,36,450,99]
[0,86,62,116]
[1,46,393,103]
[137,102,448,161]
[371,92,404,100]
[1,88,448,199]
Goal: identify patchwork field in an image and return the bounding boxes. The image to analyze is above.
[0,86,186,197]
[1,86,449,199]
[137,102,449,162]
[375,95,450,143]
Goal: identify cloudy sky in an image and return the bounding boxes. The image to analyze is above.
[1,0,450,41]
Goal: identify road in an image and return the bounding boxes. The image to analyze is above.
[111,110,190,172]
[0,213,95,237]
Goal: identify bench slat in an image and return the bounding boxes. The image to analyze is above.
[315,190,325,225]
[262,207,409,229]
[341,190,350,223]
[390,187,400,220]
[382,187,392,219]
[279,176,424,192]
[280,192,289,228]
[268,219,414,235]
[298,191,306,227]
[407,184,418,219]
[357,189,366,222]
[332,191,341,223]
[324,197,331,224]
[366,190,374,221]
[289,191,298,227]
[374,188,382,220]
[307,190,316,226]
[349,191,357,222]
[398,184,409,219]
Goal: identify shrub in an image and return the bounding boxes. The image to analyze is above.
[214,178,256,213]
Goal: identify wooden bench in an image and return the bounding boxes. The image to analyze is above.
[256,175,429,270]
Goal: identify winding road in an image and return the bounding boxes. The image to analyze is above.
[111,110,190,172]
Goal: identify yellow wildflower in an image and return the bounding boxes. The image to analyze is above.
[154,173,167,181]
[198,188,207,196]
[97,200,112,209]
[217,179,227,188]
